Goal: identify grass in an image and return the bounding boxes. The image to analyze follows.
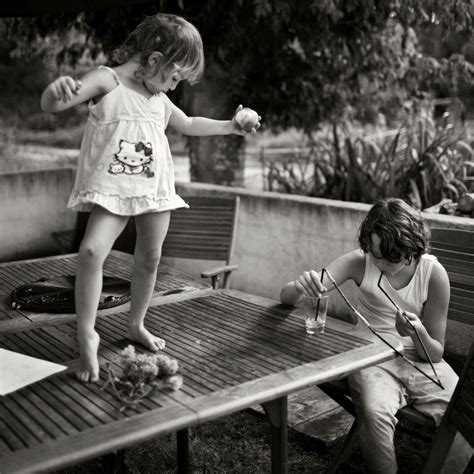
[55,409,435,474]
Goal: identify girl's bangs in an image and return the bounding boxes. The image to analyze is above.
[175,48,204,84]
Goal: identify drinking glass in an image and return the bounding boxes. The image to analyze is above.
[302,295,328,334]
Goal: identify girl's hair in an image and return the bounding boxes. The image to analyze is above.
[358,198,430,263]
[111,13,204,83]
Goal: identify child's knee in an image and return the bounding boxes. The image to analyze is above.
[359,403,398,433]
[78,241,108,264]
[135,248,161,272]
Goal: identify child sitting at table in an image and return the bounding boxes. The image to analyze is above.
[280,198,472,473]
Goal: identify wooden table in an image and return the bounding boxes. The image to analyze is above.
[0,289,403,473]
[0,250,211,328]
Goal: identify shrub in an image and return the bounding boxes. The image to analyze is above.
[263,114,471,210]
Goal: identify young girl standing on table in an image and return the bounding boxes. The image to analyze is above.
[280,198,472,473]
[40,13,261,383]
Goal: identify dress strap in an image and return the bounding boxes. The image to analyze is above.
[98,65,121,85]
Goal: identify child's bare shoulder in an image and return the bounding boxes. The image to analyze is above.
[331,249,366,285]
[345,249,366,265]
[347,249,366,282]
[81,67,119,96]
[430,258,449,285]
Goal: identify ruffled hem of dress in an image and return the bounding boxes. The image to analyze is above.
[67,190,189,216]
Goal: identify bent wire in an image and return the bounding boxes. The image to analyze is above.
[322,268,444,389]
[377,271,443,389]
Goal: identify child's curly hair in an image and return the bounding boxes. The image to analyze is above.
[358,198,430,263]
[110,13,204,84]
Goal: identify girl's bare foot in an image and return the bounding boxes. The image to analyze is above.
[76,329,100,382]
[128,325,165,351]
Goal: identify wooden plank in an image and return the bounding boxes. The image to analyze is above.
[428,228,474,327]
[448,307,473,325]
[12,387,77,437]
[0,405,198,474]
[166,296,336,367]
[186,338,399,423]
[157,305,288,377]
[430,229,474,251]
[433,249,474,264]
[192,294,366,356]
[1,396,45,449]
[95,313,222,396]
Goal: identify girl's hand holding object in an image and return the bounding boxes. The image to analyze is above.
[294,270,327,298]
[51,76,82,103]
[233,105,261,133]
[395,310,422,338]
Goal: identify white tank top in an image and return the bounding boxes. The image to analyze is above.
[358,253,437,348]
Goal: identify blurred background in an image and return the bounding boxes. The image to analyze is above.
[1,0,474,212]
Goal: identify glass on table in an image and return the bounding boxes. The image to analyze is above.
[302,294,328,334]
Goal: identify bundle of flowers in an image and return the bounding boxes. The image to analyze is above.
[103,345,183,410]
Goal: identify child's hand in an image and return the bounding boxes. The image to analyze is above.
[294,270,327,297]
[231,104,261,135]
[50,76,82,103]
[395,310,422,337]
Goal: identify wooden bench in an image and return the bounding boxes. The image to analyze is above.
[53,195,240,289]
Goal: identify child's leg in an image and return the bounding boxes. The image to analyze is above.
[348,363,408,474]
[128,211,171,351]
[75,207,129,382]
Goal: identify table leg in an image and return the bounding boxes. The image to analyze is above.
[101,449,126,473]
[177,428,190,473]
[262,396,288,474]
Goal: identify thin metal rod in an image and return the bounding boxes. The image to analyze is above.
[315,269,327,315]
[323,269,444,389]
[377,272,443,388]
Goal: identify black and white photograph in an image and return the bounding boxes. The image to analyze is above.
[0,1,473,473]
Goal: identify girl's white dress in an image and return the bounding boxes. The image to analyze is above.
[68,66,188,216]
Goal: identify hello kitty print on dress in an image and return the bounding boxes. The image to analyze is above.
[108,140,155,178]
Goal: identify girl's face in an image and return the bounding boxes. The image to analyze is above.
[368,233,409,276]
[142,53,184,94]
[144,68,183,94]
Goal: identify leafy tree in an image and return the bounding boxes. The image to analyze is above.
[1,0,473,184]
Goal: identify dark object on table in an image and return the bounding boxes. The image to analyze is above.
[10,275,131,313]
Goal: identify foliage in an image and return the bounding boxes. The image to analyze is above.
[1,0,472,132]
[264,110,471,210]
[103,345,183,411]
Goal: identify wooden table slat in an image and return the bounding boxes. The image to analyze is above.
[2,395,45,449]
[102,311,253,390]
[207,293,368,348]
[178,295,366,361]
[149,304,290,372]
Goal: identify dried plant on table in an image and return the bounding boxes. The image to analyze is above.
[103,345,183,411]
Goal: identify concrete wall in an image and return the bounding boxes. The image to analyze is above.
[0,168,76,262]
[170,182,474,360]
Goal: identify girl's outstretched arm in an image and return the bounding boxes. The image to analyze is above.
[166,100,260,136]
[40,68,117,114]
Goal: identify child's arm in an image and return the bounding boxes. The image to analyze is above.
[40,69,116,113]
[167,102,261,136]
[280,250,365,305]
[396,261,450,363]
